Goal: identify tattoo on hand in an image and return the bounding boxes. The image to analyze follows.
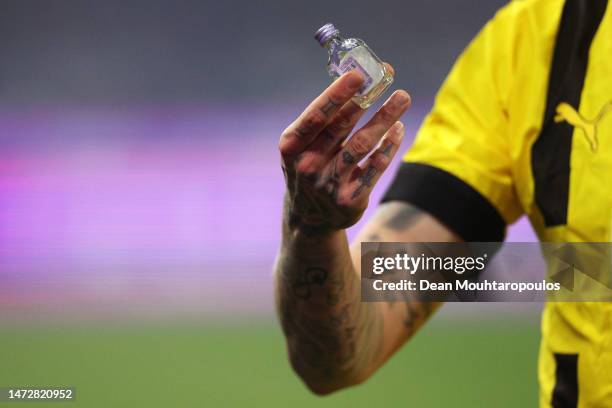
[321,98,340,117]
[321,157,341,200]
[381,142,393,157]
[342,150,356,165]
[351,166,377,199]
[320,129,336,148]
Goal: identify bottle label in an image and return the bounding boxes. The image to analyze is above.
[339,56,373,95]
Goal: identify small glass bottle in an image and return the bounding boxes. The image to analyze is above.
[315,23,394,109]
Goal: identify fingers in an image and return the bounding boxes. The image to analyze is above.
[307,62,396,158]
[336,90,411,175]
[349,121,406,200]
[278,71,364,157]
[304,99,365,160]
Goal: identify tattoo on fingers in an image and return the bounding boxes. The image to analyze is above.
[342,150,356,165]
[351,166,378,199]
[295,112,326,139]
[320,98,341,117]
[322,157,340,200]
[321,129,336,147]
[381,142,394,157]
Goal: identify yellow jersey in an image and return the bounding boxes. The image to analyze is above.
[382,0,612,406]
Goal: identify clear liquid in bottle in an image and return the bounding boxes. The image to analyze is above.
[315,23,394,109]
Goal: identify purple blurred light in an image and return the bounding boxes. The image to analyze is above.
[0,105,536,320]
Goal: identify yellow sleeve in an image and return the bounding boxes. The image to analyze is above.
[383,2,526,241]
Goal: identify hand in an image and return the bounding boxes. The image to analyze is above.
[279,67,411,235]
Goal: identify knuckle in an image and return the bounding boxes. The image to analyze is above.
[335,89,354,104]
[278,136,301,157]
[278,123,302,151]
[278,136,292,155]
[335,111,355,129]
[349,133,372,156]
[302,110,327,132]
[295,154,318,176]
[336,194,366,214]
[378,107,396,123]
[335,195,352,209]
[369,153,390,170]
[328,90,345,104]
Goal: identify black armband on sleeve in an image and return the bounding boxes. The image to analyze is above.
[380,163,506,242]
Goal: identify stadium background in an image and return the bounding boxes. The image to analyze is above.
[0,0,542,406]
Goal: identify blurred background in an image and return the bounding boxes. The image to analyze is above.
[0,0,541,406]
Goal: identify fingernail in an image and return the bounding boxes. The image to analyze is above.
[393,121,405,133]
[392,90,411,107]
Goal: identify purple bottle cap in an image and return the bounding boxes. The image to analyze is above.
[314,23,339,46]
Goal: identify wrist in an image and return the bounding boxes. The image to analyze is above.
[283,213,344,246]
[284,227,347,261]
[282,194,347,242]
[288,218,337,241]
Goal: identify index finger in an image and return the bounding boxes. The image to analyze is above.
[278,70,364,157]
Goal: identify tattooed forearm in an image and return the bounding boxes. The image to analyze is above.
[290,266,329,299]
[364,202,440,333]
[276,200,450,394]
[275,72,419,394]
[275,243,383,394]
[404,300,436,333]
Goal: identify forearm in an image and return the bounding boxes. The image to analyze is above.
[272,70,411,394]
[274,220,382,395]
